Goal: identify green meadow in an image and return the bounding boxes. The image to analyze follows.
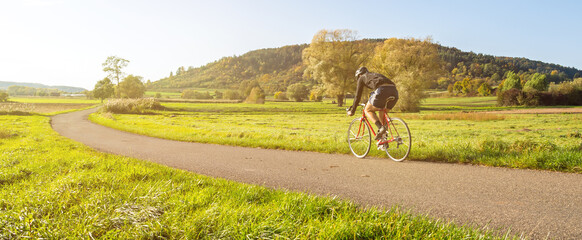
[90,98,582,173]
[0,101,510,238]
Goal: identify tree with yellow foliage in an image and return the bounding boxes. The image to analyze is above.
[370,37,443,112]
[302,29,373,106]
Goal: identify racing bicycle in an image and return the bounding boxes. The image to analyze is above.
[346,97,411,161]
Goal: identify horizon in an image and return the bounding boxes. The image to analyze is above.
[1,0,581,90]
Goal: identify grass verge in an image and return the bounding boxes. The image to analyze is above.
[90,101,582,173]
[0,114,508,238]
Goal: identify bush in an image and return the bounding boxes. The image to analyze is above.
[102,98,165,114]
[214,91,223,99]
[497,88,521,106]
[287,83,309,102]
[245,87,265,104]
[223,90,242,100]
[274,91,288,100]
[0,91,8,102]
[181,89,196,99]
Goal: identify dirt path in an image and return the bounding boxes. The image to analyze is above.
[51,108,582,239]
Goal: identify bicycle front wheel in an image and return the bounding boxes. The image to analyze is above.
[384,117,411,162]
[347,117,371,158]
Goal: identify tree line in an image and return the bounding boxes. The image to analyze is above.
[92,56,146,102]
[96,31,581,110]
[148,37,580,102]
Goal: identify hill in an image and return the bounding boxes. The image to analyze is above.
[0,81,86,93]
[149,40,581,93]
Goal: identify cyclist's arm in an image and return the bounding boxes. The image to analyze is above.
[349,77,365,112]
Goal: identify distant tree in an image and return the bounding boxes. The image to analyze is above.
[444,84,452,94]
[239,79,260,98]
[502,71,522,91]
[303,29,372,106]
[93,77,115,102]
[245,86,265,104]
[286,83,310,102]
[102,56,129,97]
[370,37,443,112]
[490,73,502,83]
[0,90,8,102]
[118,75,145,98]
[477,82,492,96]
[309,84,326,102]
[523,73,548,92]
[176,66,185,75]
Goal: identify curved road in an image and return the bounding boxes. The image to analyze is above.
[51,108,582,239]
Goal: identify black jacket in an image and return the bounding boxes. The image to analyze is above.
[350,72,394,111]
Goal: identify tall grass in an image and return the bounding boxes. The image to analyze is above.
[102,98,165,114]
[0,115,507,238]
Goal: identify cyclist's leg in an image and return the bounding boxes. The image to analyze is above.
[364,103,383,129]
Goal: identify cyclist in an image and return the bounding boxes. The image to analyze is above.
[346,67,399,140]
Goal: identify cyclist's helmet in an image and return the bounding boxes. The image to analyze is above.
[355,66,368,79]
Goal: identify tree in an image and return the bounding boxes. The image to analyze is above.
[118,75,145,98]
[286,83,310,102]
[0,90,8,102]
[302,29,372,106]
[477,82,492,96]
[93,77,115,103]
[245,86,265,104]
[102,56,129,97]
[239,79,261,98]
[370,37,443,112]
[502,71,522,91]
[523,73,548,92]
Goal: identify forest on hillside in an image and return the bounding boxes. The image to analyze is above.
[148,39,581,96]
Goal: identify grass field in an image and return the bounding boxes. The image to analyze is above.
[0,107,508,238]
[90,98,582,173]
[1,97,99,115]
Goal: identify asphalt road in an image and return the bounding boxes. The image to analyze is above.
[51,108,582,239]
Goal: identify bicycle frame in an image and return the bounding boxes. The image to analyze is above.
[355,105,400,145]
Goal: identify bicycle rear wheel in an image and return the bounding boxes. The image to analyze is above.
[347,117,371,158]
[384,117,411,161]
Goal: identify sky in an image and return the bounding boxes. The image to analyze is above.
[1,0,581,90]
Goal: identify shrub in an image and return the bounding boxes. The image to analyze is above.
[287,83,309,102]
[181,89,196,99]
[477,83,492,96]
[274,91,288,100]
[223,90,242,100]
[497,88,521,106]
[245,87,265,104]
[154,93,162,98]
[214,91,223,99]
[102,98,164,114]
[0,90,8,102]
[194,91,213,99]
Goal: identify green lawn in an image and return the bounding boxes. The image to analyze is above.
[0,112,507,239]
[90,99,582,173]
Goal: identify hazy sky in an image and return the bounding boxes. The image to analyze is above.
[1,0,580,90]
